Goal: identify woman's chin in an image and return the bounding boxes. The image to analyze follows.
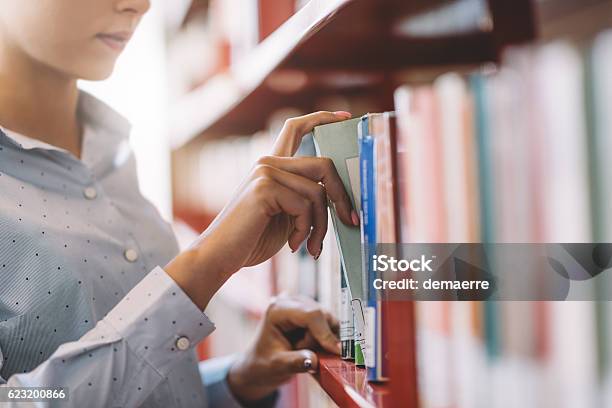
[66,55,118,81]
[78,64,116,81]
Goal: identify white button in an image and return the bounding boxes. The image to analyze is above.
[83,187,97,200]
[124,248,139,262]
[175,336,190,351]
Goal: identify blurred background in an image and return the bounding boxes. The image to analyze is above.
[79,0,612,406]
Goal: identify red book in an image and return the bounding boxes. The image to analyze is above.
[258,0,295,41]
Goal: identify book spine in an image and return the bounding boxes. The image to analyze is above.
[352,299,366,366]
[470,74,501,368]
[340,263,355,360]
[360,115,386,381]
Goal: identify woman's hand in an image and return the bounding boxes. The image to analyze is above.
[227,294,340,403]
[165,111,358,310]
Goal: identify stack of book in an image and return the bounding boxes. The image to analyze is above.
[301,29,612,407]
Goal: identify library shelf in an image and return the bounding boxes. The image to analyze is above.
[312,354,397,408]
[311,301,418,407]
[537,0,612,41]
[169,0,535,149]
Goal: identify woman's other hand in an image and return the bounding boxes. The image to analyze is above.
[165,111,357,310]
[227,294,340,403]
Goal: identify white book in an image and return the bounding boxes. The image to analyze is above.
[533,41,592,243]
[435,72,472,243]
[533,41,597,408]
[591,30,612,407]
[435,72,488,408]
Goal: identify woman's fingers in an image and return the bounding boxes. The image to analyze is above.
[273,349,318,375]
[303,309,342,355]
[294,331,317,350]
[268,296,341,355]
[325,310,340,336]
[257,156,356,227]
[253,164,327,257]
[272,111,352,157]
[253,177,313,252]
[281,306,341,355]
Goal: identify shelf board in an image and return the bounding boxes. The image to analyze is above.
[536,0,612,42]
[313,301,418,407]
[170,0,535,149]
[312,354,396,408]
[170,0,351,148]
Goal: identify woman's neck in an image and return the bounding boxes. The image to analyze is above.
[0,41,82,158]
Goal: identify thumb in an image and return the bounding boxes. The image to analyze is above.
[275,349,319,375]
[272,111,352,157]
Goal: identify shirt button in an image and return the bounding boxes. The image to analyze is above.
[175,336,190,351]
[123,248,139,263]
[83,187,97,200]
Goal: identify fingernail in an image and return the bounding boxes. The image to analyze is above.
[333,111,352,119]
[336,341,342,354]
[351,210,360,226]
[303,358,313,369]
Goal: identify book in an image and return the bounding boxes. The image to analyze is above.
[312,117,367,366]
[394,87,411,244]
[590,30,612,406]
[257,0,295,41]
[340,263,355,360]
[533,41,596,408]
[434,72,487,408]
[373,112,399,384]
[358,114,378,376]
[359,112,396,382]
[435,72,481,243]
[470,73,501,371]
[487,63,541,407]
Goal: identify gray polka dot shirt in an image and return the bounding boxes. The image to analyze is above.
[0,92,244,407]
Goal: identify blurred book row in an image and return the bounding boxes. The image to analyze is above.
[174,26,612,406]
[403,30,612,408]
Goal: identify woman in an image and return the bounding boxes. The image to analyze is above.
[0,1,358,406]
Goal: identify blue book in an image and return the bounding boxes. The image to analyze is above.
[359,114,388,382]
[470,74,500,359]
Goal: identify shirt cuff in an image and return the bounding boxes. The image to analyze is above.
[104,266,215,377]
[201,356,278,408]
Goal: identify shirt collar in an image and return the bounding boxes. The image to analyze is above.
[0,90,131,153]
[77,91,131,140]
[0,127,61,151]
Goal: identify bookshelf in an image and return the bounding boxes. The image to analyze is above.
[314,354,390,407]
[169,0,535,149]
[166,0,611,407]
[168,0,537,406]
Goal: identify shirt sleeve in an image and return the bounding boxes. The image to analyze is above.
[200,356,279,408]
[199,354,243,408]
[0,266,215,408]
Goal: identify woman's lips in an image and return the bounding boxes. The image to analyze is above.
[96,32,132,51]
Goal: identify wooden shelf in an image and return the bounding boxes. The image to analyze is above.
[313,354,400,408]
[536,0,612,42]
[312,301,419,407]
[313,354,390,408]
[169,0,535,149]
